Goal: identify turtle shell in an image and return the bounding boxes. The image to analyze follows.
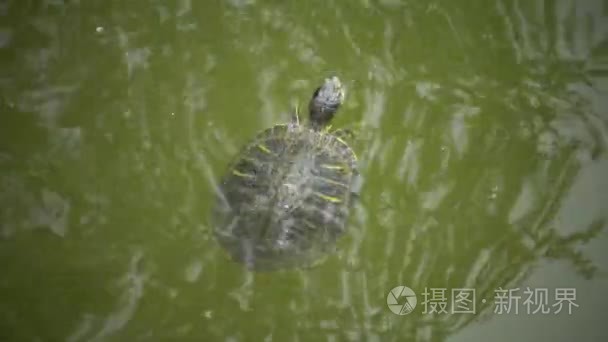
[212,123,358,271]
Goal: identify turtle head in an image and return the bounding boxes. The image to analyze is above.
[308,76,345,130]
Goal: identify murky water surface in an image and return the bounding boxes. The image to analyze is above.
[1,1,607,341]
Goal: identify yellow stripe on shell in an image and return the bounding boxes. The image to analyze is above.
[231,170,255,178]
[257,144,272,154]
[314,192,343,203]
[317,176,348,188]
[320,164,346,172]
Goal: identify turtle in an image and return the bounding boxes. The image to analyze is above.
[212,76,359,271]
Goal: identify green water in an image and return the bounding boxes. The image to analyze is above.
[1,0,607,341]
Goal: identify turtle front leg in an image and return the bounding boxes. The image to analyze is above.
[332,128,356,142]
[332,122,375,144]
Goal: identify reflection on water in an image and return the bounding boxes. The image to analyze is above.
[1,0,607,341]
